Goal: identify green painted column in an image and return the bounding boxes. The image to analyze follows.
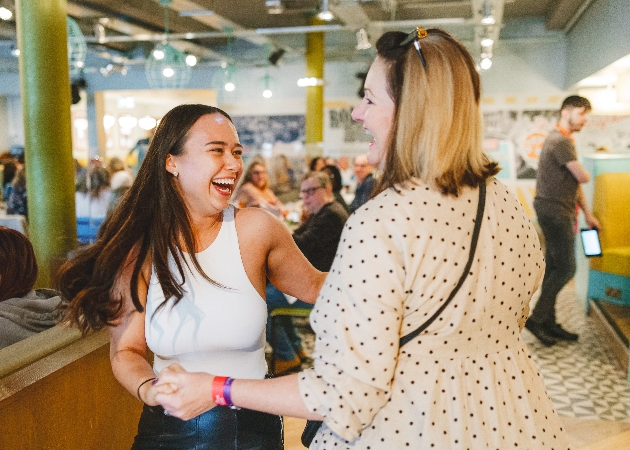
[305,18,325,159]
[16,0,77,288]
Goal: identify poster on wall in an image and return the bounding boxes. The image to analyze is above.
[483,110,630,180]
[574,115,630,153]
[231,115,305,156]
[231,115,306,189]
[483,109,559,180]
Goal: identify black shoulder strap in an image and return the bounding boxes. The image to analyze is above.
[399,182,486,347]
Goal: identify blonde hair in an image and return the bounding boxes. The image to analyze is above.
[242,156,268,189]
[375,29,498,196]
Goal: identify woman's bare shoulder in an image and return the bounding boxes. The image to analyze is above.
[234,206,285,234]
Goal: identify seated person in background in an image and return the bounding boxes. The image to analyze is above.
[107,157,134,218]
[0,227,65,350]
[108,157,134,191]
[321,164,350,213]
[233,156,286,218]
[267,171,349,374]
[309,156,327,172]
[336,156,355,193]
[1,157,18,202]
[75,166,112,220]
[348,153,376,213]
[6,165,27,218]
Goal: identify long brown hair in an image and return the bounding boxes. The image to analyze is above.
[373,29,498,197]
[58,104,233,334]
[0,227,38,302]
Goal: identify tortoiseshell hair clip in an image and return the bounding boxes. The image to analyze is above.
[400,26,428,68]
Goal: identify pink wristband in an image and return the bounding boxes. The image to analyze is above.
[212,376,228,406]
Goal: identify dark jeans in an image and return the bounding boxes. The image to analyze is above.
[530,212,576,327]
[131,404,283,450]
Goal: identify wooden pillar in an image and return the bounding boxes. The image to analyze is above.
[16,0,77,287]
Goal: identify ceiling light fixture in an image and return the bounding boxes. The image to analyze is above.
[185,54,197,66]
[480,36,494,47]
[480,0,495,25]
[266,0,284,14]
[297,77,324,87]
[262,71,273,98]
[480,57,492,70]
[0,6,12,21]
[479,25,495,48]
[356,29,371,50]
[317,0,334,21]
[138,116,158,130]
[67,17,87,77]
[100,63,128,77]
[145,0,191,89]
[94,23,107,44]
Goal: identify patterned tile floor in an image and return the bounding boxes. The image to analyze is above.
[283,283,630,422]
[522,285,630,421]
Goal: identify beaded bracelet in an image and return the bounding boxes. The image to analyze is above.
[137,377,156,403]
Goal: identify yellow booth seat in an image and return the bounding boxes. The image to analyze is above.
[590,172,630,277]
[587,172,630,308]
[593,247,630,277]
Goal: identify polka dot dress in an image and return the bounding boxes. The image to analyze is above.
[298,179,572,449]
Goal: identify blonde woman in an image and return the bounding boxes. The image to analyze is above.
[152,30,570,449]
[233,156,287,218]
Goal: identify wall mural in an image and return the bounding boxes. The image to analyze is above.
[483,110,630,181]
[231,115,305,155]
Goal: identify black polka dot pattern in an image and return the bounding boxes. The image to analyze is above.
[298,179,571,449]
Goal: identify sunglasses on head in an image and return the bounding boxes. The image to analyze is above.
[399,26,428,68]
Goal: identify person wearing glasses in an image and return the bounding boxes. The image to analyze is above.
[266,171,349,374]
[151,30,570,449]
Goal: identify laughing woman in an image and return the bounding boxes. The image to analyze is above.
[58,104,325,449]
[153,30,571,449]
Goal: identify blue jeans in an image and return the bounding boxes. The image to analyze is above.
[131,404,283,450]
[266,283,313,361]
[530,213,576,326]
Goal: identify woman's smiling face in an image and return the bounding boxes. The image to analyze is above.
[166,113,243,218]
[351,57,395,168]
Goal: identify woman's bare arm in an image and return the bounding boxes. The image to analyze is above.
[108,254,160,405]
[236,208,327,304]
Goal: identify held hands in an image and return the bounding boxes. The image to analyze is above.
[153,364,217,421]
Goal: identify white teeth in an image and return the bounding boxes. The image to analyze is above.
[213,179,235,185]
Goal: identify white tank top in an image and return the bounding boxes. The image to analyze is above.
[145,206,267,379]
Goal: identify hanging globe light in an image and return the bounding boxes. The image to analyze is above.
[67,17,87,77]
[145,42,191,89]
